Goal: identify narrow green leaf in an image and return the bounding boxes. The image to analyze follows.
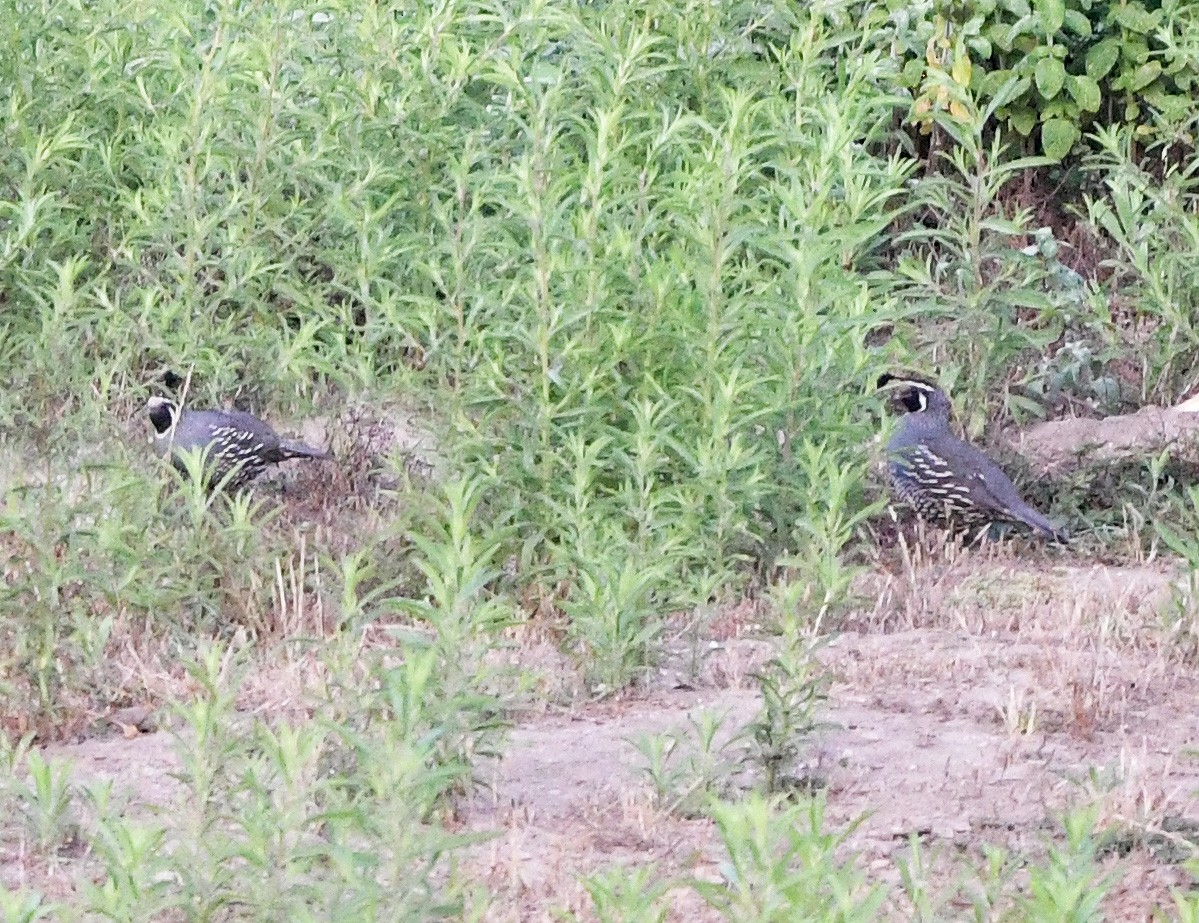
[901,58,925,87]
[1123,39,1150,64]
[979,217,1027,235]
[1143,89,1191,116]
[987,20,1015,52]
[1002,14,1037,48]
[1156,521,1199,566]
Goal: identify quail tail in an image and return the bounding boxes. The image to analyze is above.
[1008,500,1068,543]
[278,438,331,461]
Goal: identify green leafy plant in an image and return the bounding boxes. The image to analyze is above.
[1084,124,1199,404]
[0,888,55,923]
[384,477,513,776]
[562,539,675,695]
[633,709,745,817]
[696,795,884,921]
[584,865,672,923]
[746,635,831,795]
[8,751,77,854]
[1,0,1198,914]
[893,88,1086,423]
[888,0,1199,159]
[1020,806,1115,920]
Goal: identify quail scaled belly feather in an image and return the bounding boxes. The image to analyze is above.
[147,396,330,491]
[877,374,1066,541]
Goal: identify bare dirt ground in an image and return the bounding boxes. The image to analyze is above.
[20,554,1199,920]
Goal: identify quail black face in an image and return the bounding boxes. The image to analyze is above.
[147,396,177,435]
[878,373,951,419]
[893,384,929,414]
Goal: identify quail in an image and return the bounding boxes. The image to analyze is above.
[147,396,330,491]
[877,373,1066,541]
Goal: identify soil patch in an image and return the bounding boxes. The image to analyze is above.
[17,562,1199,920]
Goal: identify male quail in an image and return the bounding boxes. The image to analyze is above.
[877,373,1066,541]
[147,396,330,491]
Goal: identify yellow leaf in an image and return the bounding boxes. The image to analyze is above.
[926,39,940,68]
[950,100,970,120]
[951,54,972,86]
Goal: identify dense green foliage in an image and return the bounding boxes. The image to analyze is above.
[894,0,1199,158]
[1,0,913,694]
[3,0,1197,618]
[3,0,1199,916]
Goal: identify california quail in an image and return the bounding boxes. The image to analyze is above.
[877,373,1066,541]
[147,396,330,491]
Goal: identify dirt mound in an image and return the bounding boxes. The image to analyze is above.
[1010,404,1199,476]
